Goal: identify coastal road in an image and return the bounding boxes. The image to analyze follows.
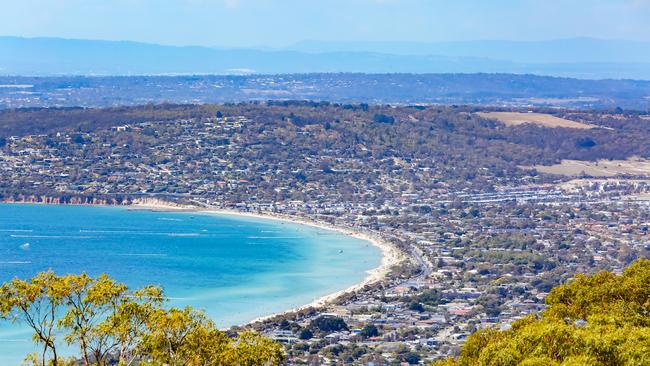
[381,232,432,289]
[403,246,432,287]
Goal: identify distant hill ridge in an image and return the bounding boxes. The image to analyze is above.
[2,36,650,79]
[289,38,650,64]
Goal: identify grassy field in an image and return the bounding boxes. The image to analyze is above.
[529,158,650,177]
[476,112,597,129]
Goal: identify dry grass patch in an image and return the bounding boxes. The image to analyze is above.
[527,157,650,177]
[476,112,597,129]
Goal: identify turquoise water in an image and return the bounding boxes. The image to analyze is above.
[0,203,381,364]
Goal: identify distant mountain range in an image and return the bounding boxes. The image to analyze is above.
[288,38,650,64]
[2,36,650,79]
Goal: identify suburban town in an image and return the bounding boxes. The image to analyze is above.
[1,1,649,365]
[1,103,648,364]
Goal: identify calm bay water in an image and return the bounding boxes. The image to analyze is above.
[0,203,381,364]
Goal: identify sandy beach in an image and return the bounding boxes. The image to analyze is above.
[129,201,405,324]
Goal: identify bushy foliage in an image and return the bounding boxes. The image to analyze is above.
[0,272,285,366]
[310,316,348,333]
[359,324,380,338]
[432,259,650,366]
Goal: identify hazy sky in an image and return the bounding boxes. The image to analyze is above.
[2,0,649,47]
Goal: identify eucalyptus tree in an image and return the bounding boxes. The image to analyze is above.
[1,272,285,366]
[432,259,650,366]
[0,271,67,366]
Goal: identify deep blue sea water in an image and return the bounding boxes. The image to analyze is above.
[0,203,381,364]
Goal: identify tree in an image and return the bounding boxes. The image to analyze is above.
[142,307,230,366]
[72,134,86,144]
[401,352,421,365]
[416,289,441,306]
[1,272,285,366]
[409,302,425,312]
[373,113,395,124]
[142,308,284,366]
[298,328,313,340]
[432,259,650,366]
[310,316,348,333]
[0,271,66,366]
[59,273,129,366]
[575,137,596,148]
[359,324,379,338]
[110,285,165,365]
[222,332,285,366]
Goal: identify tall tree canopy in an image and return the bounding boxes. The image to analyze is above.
[433,259,650,366]
[0,272,285,366]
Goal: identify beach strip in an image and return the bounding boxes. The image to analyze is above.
[130,202,405,324]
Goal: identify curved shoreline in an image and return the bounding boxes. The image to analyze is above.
[1,200,406,326]
[128,203,405,325]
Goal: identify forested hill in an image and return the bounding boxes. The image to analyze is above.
[1,102,650,204]
[2,103,649,164]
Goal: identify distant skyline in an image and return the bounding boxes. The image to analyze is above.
[2,0,650,48]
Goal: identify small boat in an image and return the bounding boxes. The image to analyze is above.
[338,250,343,254]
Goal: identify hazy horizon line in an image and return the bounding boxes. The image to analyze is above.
[2,34,648,50]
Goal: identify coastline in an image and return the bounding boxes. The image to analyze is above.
[0,200,405,326]
[128,202,405,325]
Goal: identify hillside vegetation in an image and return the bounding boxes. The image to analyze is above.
[433,259,650,366]
[0,272,285,366]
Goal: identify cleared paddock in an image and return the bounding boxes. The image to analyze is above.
[477,112,597,129]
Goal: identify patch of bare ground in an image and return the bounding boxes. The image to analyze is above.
[526,157,650,177]
[476,112,597,129]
